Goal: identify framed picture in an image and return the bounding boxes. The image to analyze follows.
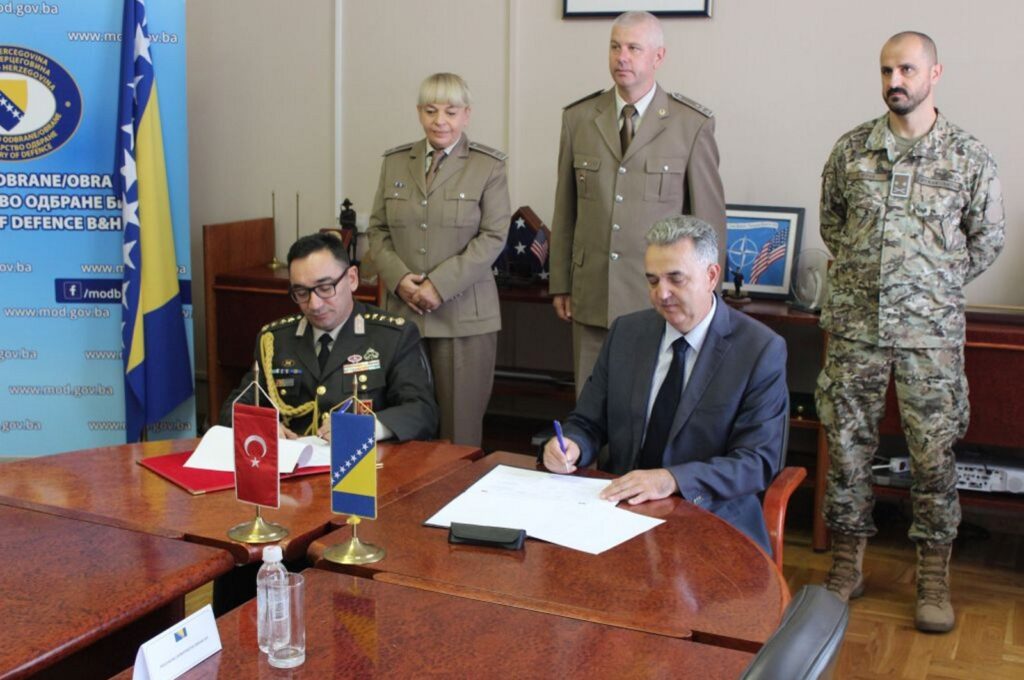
[563,1,713,18]
[724,204,804,300]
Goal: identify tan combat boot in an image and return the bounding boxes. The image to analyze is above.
[915,542,954,633]
[823,533,866,602]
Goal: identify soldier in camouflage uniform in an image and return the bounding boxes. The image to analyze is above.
[816,32,1004,633]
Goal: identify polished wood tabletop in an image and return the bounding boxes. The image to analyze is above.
[111,568,754,679]
[0,505,234,680]
[0,438,480,564]
[309,452,788,651]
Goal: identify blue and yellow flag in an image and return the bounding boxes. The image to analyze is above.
[330,411,378,519]
[115,0,193,442]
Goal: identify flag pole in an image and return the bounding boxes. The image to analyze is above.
[267,190,286,271]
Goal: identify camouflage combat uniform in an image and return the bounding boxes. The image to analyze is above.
[815,111,1005,543]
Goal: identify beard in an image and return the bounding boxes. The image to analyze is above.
[886,86,928,116]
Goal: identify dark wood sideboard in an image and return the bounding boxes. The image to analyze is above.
[203,218,377,426]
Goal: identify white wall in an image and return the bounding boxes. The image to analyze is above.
[187,0,1024,378]
[340,0,1023,308]
[187,0,336,370]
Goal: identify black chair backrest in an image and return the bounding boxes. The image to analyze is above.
[740,585,849,680]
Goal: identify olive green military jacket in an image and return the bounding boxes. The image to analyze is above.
[548,85,726,329]
[820,112,1005,348]
[368,135,511,338]
[222,302,438,441]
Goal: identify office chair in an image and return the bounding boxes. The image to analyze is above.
[762,414,808,570]
[740,585,849,680]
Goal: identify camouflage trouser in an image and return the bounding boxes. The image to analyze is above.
[816,335,968,543]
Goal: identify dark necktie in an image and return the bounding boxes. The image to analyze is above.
[638,337,689,470]
[620,104,637,154]
[317,333,332,373]
[425,149,446,190]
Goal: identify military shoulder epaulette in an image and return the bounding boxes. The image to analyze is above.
[564,89,604,110]
[668,92,713,118]
[363,312,407,328]
[383,142,414,156]
[468,141,508,161]
[261,313,303,332]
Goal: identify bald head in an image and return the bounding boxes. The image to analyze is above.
[884,31,938,67]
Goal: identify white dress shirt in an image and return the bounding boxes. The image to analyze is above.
[644,295,717,427]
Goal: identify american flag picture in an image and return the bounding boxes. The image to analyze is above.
[748,226,789,284]
[725,205,804,298]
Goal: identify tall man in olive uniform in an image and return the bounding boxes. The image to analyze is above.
[548,10,726,392]
[817,32,1004,633]
[222,233,438,442]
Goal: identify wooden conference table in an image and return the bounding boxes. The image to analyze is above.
[0,505,234,680]
[111,568,755,679]
[310,452,789,652]
[0,438,481,565]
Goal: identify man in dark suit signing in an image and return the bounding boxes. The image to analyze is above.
[543,215,788,552]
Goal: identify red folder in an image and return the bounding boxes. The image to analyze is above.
[138,451,329,495]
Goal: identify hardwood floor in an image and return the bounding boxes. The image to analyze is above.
[782,493,1024,679]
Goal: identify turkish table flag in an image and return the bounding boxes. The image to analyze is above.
[233,403,280,508]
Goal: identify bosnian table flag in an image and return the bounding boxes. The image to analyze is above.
[233,403,280,508]
[330,411,378,519]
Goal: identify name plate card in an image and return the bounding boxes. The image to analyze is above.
[133,604,221,680]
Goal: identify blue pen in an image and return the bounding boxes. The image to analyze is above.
[553,420,570,473]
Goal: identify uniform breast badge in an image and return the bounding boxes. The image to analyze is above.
[891,171,912,199]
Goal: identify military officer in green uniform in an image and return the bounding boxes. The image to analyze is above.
[817,32,1005,633]
[222,233,438,442]
[548,10,726,393]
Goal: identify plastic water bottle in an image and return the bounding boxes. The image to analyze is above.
[256,545,288,653]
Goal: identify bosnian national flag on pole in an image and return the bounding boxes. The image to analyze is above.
[115,0,193,442]
[233,403,280,508]
[330,411,378,519]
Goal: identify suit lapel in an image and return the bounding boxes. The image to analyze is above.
[407,140,427,197]
[591,91,622,161]
[622,85,669,165]
[666,300,731,447]
[427,135,468,196]
[629,313,665,466]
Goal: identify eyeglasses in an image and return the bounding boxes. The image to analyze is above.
[289,269,350,304]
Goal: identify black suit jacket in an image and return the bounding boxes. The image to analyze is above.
[563,300,788,552]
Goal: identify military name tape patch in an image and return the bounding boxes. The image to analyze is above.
[0,45,82,161]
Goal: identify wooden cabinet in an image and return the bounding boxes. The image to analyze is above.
[746,300,1024,551]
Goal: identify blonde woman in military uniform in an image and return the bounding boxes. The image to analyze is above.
[368,73,511,447]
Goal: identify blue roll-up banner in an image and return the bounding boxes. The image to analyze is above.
[0,0,193,456]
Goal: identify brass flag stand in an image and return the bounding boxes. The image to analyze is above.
[322,516,386,564]
[228,506,289,544]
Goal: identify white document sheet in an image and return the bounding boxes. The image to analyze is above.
[424,465,664,555]
[184,425,330,473]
